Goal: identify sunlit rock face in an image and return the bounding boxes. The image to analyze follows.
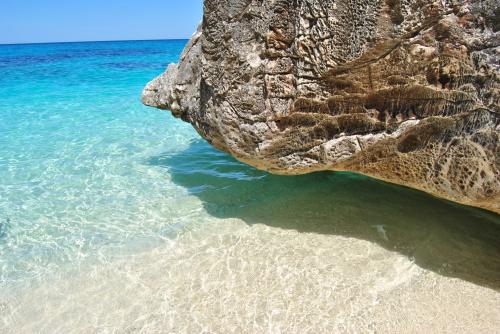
[143,0,499,213]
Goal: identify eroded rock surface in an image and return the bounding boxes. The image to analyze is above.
[143,0,500,213]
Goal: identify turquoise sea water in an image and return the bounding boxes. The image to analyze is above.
[0,40,499,332]
[0,40,193,283]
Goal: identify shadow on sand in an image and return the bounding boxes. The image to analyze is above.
[148,140,500,291]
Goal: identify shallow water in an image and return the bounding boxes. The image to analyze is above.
[0,40,499,333]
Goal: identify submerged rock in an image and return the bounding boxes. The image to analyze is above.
[143,0,499,213]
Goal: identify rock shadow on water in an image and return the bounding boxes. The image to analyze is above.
[147,140,500,291]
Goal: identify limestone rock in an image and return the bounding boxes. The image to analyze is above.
[143,0,500,213]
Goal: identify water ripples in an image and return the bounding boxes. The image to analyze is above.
[0,40,499,333]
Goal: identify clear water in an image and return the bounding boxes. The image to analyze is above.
[0,40,499,333]
[0,40,194,283]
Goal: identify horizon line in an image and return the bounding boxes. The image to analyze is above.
[0,38,190,47]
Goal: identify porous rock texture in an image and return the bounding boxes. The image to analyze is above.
[143,0,500,213]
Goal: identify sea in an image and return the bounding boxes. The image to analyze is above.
[0,40,499,333]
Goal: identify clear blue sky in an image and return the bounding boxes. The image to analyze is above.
[0,0,203,44]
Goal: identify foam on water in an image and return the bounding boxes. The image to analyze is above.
[0,40,499,333]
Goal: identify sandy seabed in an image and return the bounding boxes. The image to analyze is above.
[2,213,499,334]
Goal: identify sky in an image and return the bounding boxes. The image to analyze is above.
[0,0,203,44]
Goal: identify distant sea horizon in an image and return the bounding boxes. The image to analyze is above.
[0,37,190,47]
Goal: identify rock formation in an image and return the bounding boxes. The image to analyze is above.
[143,0,500,213]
